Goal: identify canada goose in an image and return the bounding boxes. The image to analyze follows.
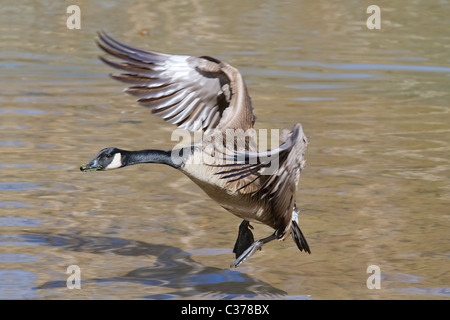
[81,31,311,267]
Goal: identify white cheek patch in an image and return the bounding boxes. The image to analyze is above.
[105,153,122,170]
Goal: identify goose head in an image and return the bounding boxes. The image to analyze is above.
[80,147,124,172]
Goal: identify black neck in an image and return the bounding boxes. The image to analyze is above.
[122,149,178,168]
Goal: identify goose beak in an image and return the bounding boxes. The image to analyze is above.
[80,159,103,172]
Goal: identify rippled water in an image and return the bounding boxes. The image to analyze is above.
[1,0,449,299]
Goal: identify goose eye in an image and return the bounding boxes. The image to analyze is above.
[105,154,112,158]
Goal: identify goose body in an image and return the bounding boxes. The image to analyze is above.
[181,159,263,225]
[81,32,310,267]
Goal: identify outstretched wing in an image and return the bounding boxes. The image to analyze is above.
[217,123,308,237]
[96,31,255,132]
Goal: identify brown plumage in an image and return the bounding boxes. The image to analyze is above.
[91,31,310,267]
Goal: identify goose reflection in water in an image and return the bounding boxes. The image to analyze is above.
[32,233,292,298]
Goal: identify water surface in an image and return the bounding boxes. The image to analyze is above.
[1,0,449,299]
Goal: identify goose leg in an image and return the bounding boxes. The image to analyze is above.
[231,233,277,268]
[233,220,255,259]
[291,204,311,254]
